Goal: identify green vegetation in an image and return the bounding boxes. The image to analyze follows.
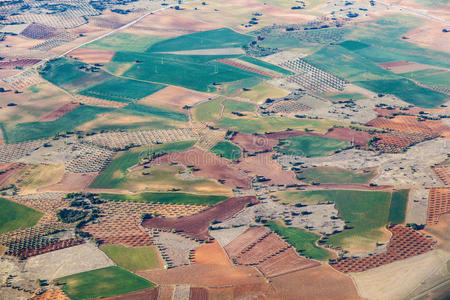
[274,190,334,205]
[79,78,166,102]
[122,103,188,122]
[297,167,376,184]
[57,266,154,300]
[223,99,256,113]
[100,192,227,206]
[220,77,263,96]
[327,93,365,101]
[90,141,195,188]
[57,209,87,223]
[0,197,43,235]
[356,79,448,108]
[193,99,222,122]
[101,245,161,271]
[400,69,450,89]
[3,105,112,143]
[210,141,241,160]
[267,221,331,260]
[215,117,340,134]
[388,189,409,224]
[238,56,294,75]
[84,33,165,52]
[339,40,370,51]
[275,135,350,157]
[147,28,254,52]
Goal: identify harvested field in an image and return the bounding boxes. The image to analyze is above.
[217,59,276,78]
[40,172,98,192]
[141,196,259,240]
[426,188,450,225]
[0,59,40,68]
[21,24,57,40]
[189,287,208,300]
[323,127,371,147]
[236,152,298,185]
[330,225,435,273]
[138,86,211,112]
[68,48,116,64]
[270,264,362,300]
[150,147,252,189]
[191,240,231,266]
[367,115,449,136]
[102,287,159,300]
[377,61,435,73]
[38,103,80,122]
[0,163,25,187]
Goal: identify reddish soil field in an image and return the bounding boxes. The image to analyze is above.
[17,238,84,259]
[142,196,258,241]
[191,240,231,266]
[366,115,448,136]
[270,264,362,300]
[31,289,69,300]
[0,163,25,187]
[21,24,57,39]
[40,172,98,192]
[218,59,278,78]
[102,287,159,300]
[330,225,435,273]
[323,127,371,147]
[0,59,41,68]
[231,130,305,154]
[374,107,447,117]
[225,227,320,278]
[426,187,450,225]
[38,103,80,122]
[150,147,252,189]
[377,61,411,68]
[68,48,116,64]
[432,165,450,186]
[371,130,430,153]
[236,152,298,185]
[189,287,208,300]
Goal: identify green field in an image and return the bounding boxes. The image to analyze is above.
[147,28,254,52]
[79,77,166,102]
[100,192,227,206]
[193,98,223,122]
[223,99,256,113]
[90,141,195,188]
[58,266,154,300]
[237,56,294,75]
[215,117,340,134]
[400,69,450,89]
[327,93,366,101]
[122,103,188,122]
[118,52,265,92]
[219,77,264,96]
[3,105,112,143]
[356,79,448,108]
[275,135,350,157]
[296,167,376,184]
[339,40,370,51]
[0,197,43,235]
[388,189,409,224]
[101,245,161,271]
[84,33,166,52]
[267,221,331,260]
[210,141,241,160]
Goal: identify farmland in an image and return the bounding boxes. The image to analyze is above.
[0,197,43,235]
[100,192,227,206]
[275,135,350,157]
[296,167,376,184]
[101,245,162,271]
[210,141,242,160]
[57,266,154,300]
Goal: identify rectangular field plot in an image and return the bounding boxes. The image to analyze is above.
[84,33,166,52]
[295,167,376,185]
[79,78,166,103]
[100,192,227,206]
[274,135,350,157]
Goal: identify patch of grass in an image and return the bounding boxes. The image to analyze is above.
[3,105,113,143]
[339,40,370,51]
[121,103,188,122]
[223,99,256,113]
[275,135,350,157]
[215,117,340,134]
[356,79,448,108]
[400,69,450,89]
[327,93,365,101]
[238,81,290,103]
[297,167,376,184]
[101,245,161,271]
[57,266,154,300]
[193,98,223,122]
[267,221,331,260]
[90,141,196,189]
[238,56,294,75]
[79,77,166,103]
[147,28,254,52]
[100,192,227,206]
[0,197,43,234]
[84,33,165,52]
[210,141,241,160]
[388,189,409,224]
[220,77,263,97]
[273,191,333,205]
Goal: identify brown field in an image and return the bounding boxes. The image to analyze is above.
[31,289,69,300]
[376,61,441,73]
[406,19,450,53]
[189,287,208,300]
[21,23,57,40]
[67,48,116,64]
[139,86,212,112]
[374,106,448,117]
[231,130,305,154]
[40,172,99,192]
[367,115,449,136]
[270,264,362,300]
[424,213,450,251]
[218,59,279,78]
[426,187,450,225]
[0,163,25,187]
[323,127,371,147]
[102,287,159,300]
[0,59,40,68]
[191,240,231,266]
[432,164,450,185]
[141,196,259,240]
[236,152,298,185]
[225,227,270,257]
[150,147,252,189]
[38,102,80,122]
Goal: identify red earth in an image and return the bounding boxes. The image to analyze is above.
[38,103,80,122]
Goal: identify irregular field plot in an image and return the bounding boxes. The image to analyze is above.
[210,141,241,160]
[268,221,331,260]
[100,192,227,206]
[121,103,188,122]
[296,167,376,185]
[0,197,43,234]
[101,245,162,272]
[84,33,166,52]
[275,135,350,157]
[57,266,154,300]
